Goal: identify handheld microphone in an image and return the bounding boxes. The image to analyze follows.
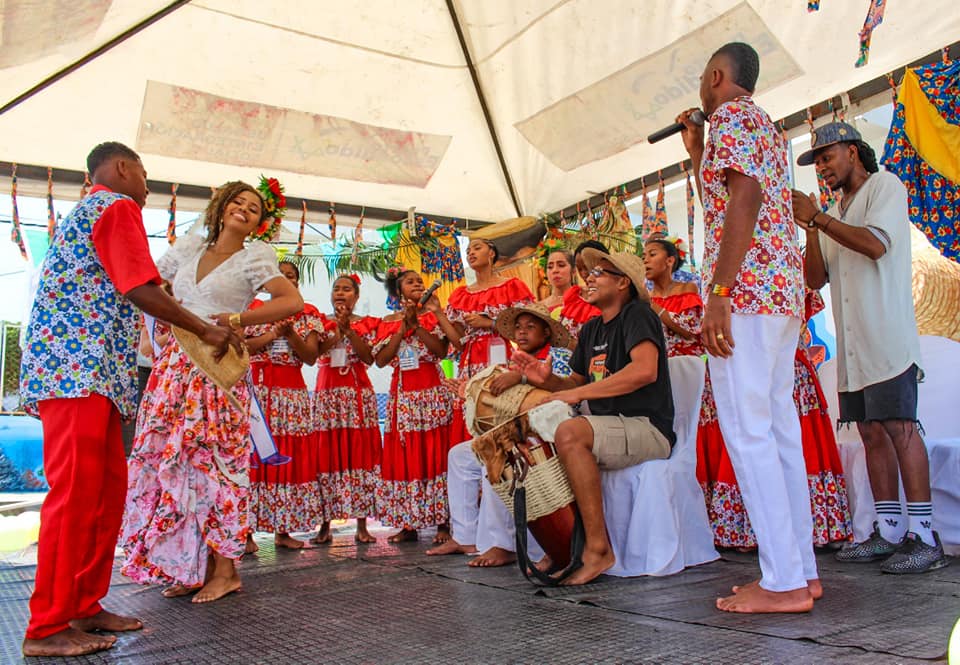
[419,281,442,306]
[647,110,706,144]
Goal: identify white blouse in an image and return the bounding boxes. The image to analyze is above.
[157,233,282,319]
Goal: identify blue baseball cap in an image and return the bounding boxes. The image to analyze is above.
[796,121,863,166]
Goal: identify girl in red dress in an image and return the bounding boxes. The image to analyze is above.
[374,269,455,543]
[312,274,382,544]
[445,238,534,441]
[538,246,599,375]
[245,261,323,550]
[644,238,703,358]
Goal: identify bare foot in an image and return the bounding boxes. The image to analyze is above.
[530,554,554,574]
[23,628,115,657]
[388,529,418,543]
[192,573,242,604]
[355,531,377,543]
[70,610,142,633]
[559,548,614,586]
[468,547,516,568]
[432,525,451,545]
[310,523,332,545]
[731,578,823,600]
[275,533,311,549]
[161,584,201,598]
[426,539,477,556]
[244,535,259,555]
[717,583,814,613]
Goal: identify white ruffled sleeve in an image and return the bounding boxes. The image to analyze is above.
[156,233,205,282]
[243,241,283,290]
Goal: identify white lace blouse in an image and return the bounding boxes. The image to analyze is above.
[157,233,282,319]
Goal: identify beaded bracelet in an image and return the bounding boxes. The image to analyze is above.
[710,284,732,298]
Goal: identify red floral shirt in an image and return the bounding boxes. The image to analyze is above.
[700,96,803,318]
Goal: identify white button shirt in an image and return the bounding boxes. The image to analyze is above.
[818,170,922,392]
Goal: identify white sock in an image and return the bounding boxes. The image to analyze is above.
[906,502,936,546]
[874,501,903,542]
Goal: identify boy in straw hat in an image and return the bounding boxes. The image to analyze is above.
[792,122,946,573]
[18,142,243,657]
[429,302,567,567]
[513,250,676,585]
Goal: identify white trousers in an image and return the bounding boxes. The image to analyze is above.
[447,441,544,559]
[708,314,817,592]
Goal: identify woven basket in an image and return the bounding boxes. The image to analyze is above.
[490,455,575,522]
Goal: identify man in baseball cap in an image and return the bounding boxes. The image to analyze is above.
[512,250,675,584]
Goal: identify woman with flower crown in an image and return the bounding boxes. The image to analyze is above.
[121,179,303,603]
[310,273,382,544]
[243,260,323,553]
[373,268,456,543]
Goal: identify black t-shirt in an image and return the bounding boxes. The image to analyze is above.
[570,299,676,446]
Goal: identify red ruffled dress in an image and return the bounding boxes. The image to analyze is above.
[374,312,455,529]
[247,301,326,533]
[445,278,534,441]
[695,291,852,548]
[314,315,382,522]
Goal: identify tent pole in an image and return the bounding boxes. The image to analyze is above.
[445,0,524,218]
[0,1,192,117]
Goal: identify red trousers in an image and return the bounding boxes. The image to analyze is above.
[26,394,127,639]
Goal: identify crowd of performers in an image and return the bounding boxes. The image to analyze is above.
[16,40,946,658]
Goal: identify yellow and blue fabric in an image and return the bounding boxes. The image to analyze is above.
[882,60,960,261]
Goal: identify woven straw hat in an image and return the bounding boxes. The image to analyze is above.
[910,225,960,341]
[579,249,650,301]
[171,325,250,409]
[495,302,571,349]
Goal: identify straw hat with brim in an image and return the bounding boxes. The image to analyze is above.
[171,325,250,410]
[495,302,571,349]
[579,249,650,301]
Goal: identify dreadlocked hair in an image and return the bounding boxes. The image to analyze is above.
[854,141,879,174]
[203,181,267,244]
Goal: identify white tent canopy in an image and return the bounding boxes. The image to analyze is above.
[2,0,958,223]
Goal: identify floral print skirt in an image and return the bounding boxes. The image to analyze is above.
[695,353,853,549]
[249,363,324,533]
[121,337,252,587]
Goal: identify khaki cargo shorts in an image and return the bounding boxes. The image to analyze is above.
[582,415,671,470]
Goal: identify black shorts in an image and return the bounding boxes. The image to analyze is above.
[838,364,919,424]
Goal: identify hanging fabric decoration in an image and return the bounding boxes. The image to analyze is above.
[46,167,57,241]
[806,108,839,212]
[597,193,636,253]
[167,183,178,245]
[653,171,669,237]
[855,0,887,68]
[10,163,28,260]
[328,202,337,242]
[807,0,820,11]
[296,200,307,255]
[881,56,960,260]
[80,171,91,199]
[350,206,364,266]
[684,163,697,268]
[640,177,656,239]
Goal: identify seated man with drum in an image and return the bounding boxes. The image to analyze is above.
[428,303,569,566]
[514,249,676,585]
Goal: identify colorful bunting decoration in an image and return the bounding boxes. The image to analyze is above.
[10,163,28,260]
[882,57,960,259]
[684,163,697,268]
[46,167,57,240]
[351,206,364,266]
[807,1,820,11]
[167,184,178,245]
[855,0,887,68]
[653,171,669,237]
[296,200,307,255]
[328,202,337,242]
[640,177,655,239]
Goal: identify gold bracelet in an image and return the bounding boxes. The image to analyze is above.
[229,312,242,328]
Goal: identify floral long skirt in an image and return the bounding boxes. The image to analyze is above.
[121,337,252,587]
[249,362,324,533]
[378,365,453,529]
[696,351,853,549]
[314,362,382,521]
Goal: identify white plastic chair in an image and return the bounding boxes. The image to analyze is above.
[600,355,719,576]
